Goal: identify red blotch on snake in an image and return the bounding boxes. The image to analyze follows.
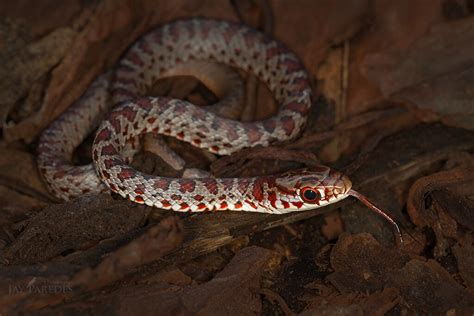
[246,126,263,144]
[252,177,275,202]
[95,128,112,142]
[202,178,218,195]
[136,98,153,110]
[117,168,135,181]
[109,106,138,124]
[179,180,195,193]
[52,170,66,180]
[104,158,118,169]
[284,101,309,116]
[262,119,277,133]
[267,191,278,209]
[153,178,171,191]
[280,116,296,136]
[101,144,118,156]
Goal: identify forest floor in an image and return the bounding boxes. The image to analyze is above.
[0,1,473,314]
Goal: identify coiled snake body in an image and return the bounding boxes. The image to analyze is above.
[38,17,400,233]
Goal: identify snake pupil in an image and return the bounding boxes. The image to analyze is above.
[302,188,319,202]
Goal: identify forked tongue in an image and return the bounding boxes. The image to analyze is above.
[347,189,404,248]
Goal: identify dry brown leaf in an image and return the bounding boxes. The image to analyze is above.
[348,0,444,113]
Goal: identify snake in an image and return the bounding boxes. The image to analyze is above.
[37,18,403,243]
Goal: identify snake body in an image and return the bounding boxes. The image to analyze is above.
[38,18,353,213]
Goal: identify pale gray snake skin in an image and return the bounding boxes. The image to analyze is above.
[38,18,355,214]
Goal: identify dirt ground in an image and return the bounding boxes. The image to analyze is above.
[0,1,473,314]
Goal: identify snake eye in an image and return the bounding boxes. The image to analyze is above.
[300,187,320,203]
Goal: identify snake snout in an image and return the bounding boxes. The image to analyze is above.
[330,172,352,197]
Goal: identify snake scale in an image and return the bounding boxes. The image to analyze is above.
[37,18,402,243]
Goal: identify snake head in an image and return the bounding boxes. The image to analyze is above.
[273,166,352,212]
